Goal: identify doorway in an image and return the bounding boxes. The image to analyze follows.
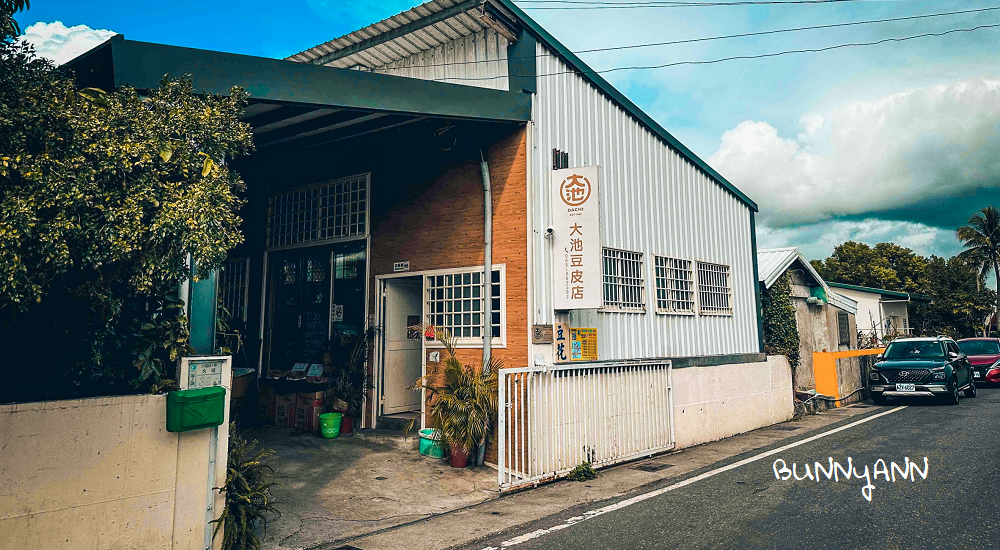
[381,277,423,414]
[264,242,367,372]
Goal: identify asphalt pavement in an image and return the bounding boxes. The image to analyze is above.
[467,387,1000,550]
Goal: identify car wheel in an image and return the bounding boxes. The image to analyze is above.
[964,377,977,398]
[872,392,887,406]
[943,378,960,405]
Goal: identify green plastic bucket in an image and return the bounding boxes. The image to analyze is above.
[319,413,342,439]
[418,428,444,458]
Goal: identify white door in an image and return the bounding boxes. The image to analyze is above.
[383,278,423,414]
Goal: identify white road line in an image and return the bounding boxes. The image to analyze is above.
[483,406,908,549]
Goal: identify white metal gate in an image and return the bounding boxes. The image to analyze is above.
[498,360,674,491]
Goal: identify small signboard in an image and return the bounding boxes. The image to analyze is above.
[570,328,598,362]
[553,322,570,363]
[531,325,554,344]
[186,358,227,389]
[394,261,410,272]
[331,304,344,323]
[291,363,309,372]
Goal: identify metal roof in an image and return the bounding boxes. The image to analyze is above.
[757,247,858,314]
[288,0,758,211]
[287,0,492,69]
[757,247,823,289]
[826,282,933,303]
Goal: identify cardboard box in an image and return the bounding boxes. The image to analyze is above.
[298,390,325,402]
[258,385,275,422]
[295,394,325,432]
[274,393,296,427]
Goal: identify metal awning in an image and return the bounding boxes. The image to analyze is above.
[287,0,517,69]
[65,35,530,148]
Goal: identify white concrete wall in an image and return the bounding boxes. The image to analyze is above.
[0,394,223,550]
[833,288,912,335]
[671,356,794,449]
[834,288,883,332]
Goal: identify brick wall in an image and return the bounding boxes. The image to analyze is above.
[368,126,528,431]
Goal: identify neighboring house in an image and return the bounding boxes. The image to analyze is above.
[67,0,788,478]
[826,282,932,341]
[757,248,859,391]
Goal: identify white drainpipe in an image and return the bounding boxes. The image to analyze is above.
[480,150,492,368]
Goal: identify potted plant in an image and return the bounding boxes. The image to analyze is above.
[329,324,378,434]
[409,326,500,468]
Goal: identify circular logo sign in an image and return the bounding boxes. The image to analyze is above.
[559,175,592,207]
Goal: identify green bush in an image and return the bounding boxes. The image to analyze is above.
[566,462,597,482]
[761,274,800,367]
[211,424,281,550]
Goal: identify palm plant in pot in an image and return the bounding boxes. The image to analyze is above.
[329,324,379,434]
[409,326,500,468]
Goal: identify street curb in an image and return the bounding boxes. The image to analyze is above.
[306,404,890,550]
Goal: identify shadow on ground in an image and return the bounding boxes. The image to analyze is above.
[244,426,498,550]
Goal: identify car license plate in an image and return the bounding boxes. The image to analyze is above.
[896,383,915,392]
[974,372,981,379]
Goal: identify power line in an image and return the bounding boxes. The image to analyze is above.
[515,0,926,9]
[432,23,999,81]
[361,6,999,70]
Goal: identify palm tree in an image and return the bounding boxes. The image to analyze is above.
[957,205,1000,322]
[958,247,993,292]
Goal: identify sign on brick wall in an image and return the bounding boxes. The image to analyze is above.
[552,165,601,310]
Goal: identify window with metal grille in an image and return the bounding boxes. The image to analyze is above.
[266,174,368,249]
[838,312,850,345]
[426,267,504,345]
[653,256,695,314]
[602,248,645,312]
[220,258,249,322]
[697,262,732,315]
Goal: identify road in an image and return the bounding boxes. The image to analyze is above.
[468,387,1000,550]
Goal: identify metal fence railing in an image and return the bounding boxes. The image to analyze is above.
[497,360,674,491]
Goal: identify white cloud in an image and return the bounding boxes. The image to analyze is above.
[757,218,960,261]
[709,77,1000,227]
[20,21,116,65]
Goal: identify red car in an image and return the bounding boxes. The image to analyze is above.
[957,338,1000,384]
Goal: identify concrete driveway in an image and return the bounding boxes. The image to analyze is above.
[243,426,497,550]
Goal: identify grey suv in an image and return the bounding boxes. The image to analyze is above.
[869,336,976,405]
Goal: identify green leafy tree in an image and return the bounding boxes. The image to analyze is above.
[1,0,29,39]
[957,205,1000,320]
[910,256,997,338]
[810,241,901,290]
[0,24,252,399]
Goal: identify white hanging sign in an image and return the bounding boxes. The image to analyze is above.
[551,165,601,310]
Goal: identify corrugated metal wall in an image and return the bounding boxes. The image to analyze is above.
[373,28,509,91]
[531,43,760,359]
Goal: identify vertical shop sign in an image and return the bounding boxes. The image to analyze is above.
[552,166,601,310]
[554,322,570,363]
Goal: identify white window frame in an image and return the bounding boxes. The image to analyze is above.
[600,247,646,313]
[652,255,696,315]
[696,261,733,316]
[422,264,507,349]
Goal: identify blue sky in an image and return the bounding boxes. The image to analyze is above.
[13,0,1000,270]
